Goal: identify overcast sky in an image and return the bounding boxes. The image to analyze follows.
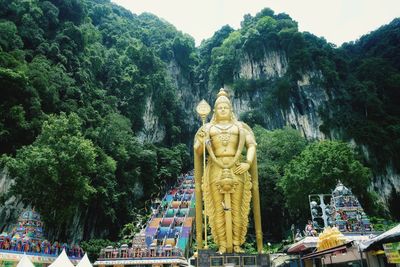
[112,0,399,47]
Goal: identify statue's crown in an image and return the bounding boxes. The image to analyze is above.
[217,88,229,98]
[215,88,231,107]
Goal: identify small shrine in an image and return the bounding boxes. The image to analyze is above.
[329,181,373,233]
[14,209,44,241]
[288,181,378,267]
[0,209,47,253]
[0,209,82,266]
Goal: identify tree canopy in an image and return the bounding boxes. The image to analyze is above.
[279,141,376,223]
[254,126,307,240]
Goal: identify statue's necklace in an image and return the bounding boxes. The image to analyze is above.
[215,124,234,148]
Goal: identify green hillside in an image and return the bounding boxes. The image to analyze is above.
[0,0,399,243]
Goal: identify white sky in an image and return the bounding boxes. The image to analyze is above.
[112,0,399,47]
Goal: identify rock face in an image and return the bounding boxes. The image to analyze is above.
[232,51,327,140]
[138,96,166,143]
[238,51,288,80]
[139,51,327,143]
[374,164,400,205]
[230,51,399,209]
[0,170,26,233]
[142,49,398,207]
[166,59,201,131]
[286,72,327,140]
[138,59,201,143]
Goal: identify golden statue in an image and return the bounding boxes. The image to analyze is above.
[194,88,263,254]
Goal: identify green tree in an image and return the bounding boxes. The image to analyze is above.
[254,126,307,240]
[0,65,42,154]
[1,113,116,239]
[80,239,115,262]
[27,55,76,113]
[156,145,185,187]
[279,140,375,223]
[171,34,197,75]
[209,31,242,87]
[0,21,23,51]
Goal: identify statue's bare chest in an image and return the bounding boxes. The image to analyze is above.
[209,124,239,155]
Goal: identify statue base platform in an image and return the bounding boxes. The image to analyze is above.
[191,249,270,267]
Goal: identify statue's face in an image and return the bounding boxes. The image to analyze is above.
[215,102,231,121]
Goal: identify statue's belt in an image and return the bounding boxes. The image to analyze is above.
[207,168,251,185]
[209,176,245,185]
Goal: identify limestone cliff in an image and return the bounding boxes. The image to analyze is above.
[144,51,327,142]
[189,49,396,210]
[138,96,166,143]
[231,51,327,140]
[226,50,398,210]
[237,50,288,80]
[0,170,25,233]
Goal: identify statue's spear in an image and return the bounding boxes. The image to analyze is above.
[195,100,211,250]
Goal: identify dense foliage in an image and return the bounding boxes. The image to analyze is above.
[253,128,380,240]
[0,0,398,245]
[280,141,378,222]
[250,128,378,241]
[321,19,400,172]
[254,126,307,240]
[80,238,115,261]
[0,0,194,241]
[199,8,340,96]
[0,0,198,154]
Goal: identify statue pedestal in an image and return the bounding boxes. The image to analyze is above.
[193,249,270,267]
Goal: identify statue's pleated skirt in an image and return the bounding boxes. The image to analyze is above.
[202,160,252,248]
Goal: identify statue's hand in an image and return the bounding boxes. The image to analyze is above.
[234,162,250,175]
[194,128,206,154]
[197,128,208,143]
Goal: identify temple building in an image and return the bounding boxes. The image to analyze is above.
[287,181,379,267]
[329,181,373,233]
[0,210,81,267]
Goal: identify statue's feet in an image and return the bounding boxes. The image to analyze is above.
[234,246,244,253]
[218,246,226,254]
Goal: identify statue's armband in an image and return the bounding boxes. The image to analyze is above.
[245,130,257,148]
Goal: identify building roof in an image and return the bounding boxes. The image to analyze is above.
[16,254,35,267]
[288,233,375,254]
[301,242,352,260]
[360,224,400,251]
[76,254,93,267]
[287,237,319,253]
[48,249,74,267]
